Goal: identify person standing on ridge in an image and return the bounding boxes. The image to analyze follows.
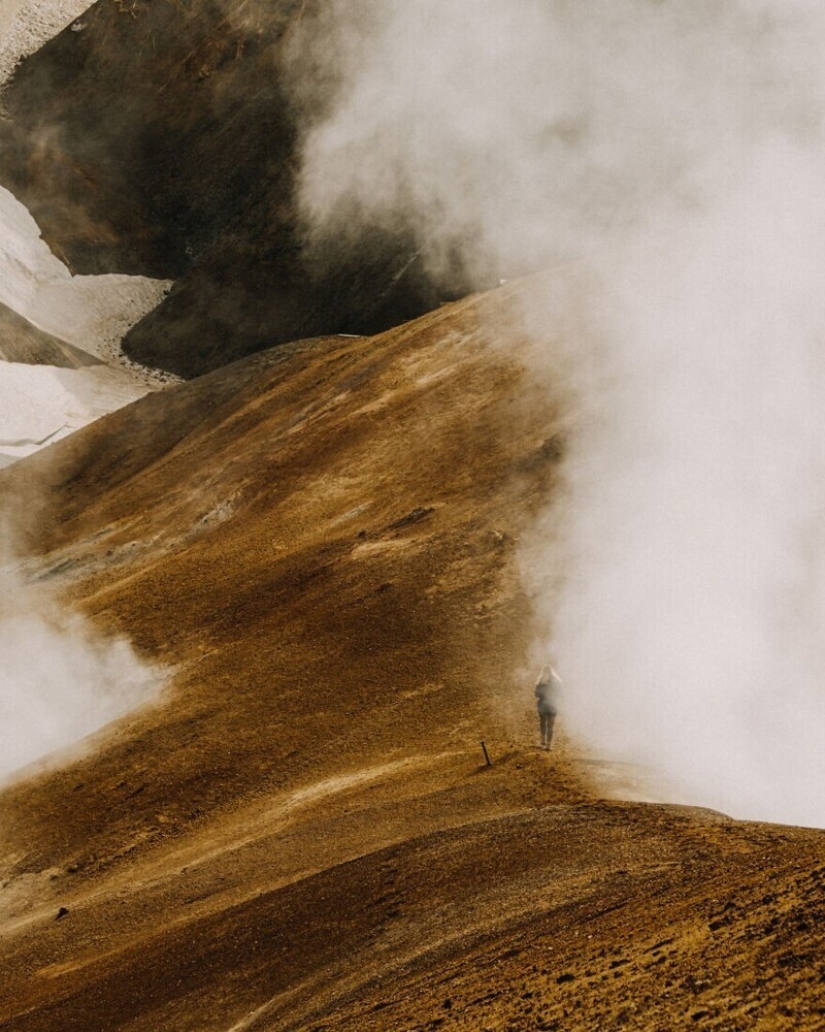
[534,664,562,750]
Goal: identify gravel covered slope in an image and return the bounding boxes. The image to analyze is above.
[0,280,823,1029]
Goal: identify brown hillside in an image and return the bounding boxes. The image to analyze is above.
[0,281,823,1029]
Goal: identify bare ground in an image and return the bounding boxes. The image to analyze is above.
[0,280,824,1030]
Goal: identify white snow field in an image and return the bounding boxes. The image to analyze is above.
[0,0,93,89]
[0,361,146,468]
[0,185,172,366]
[0,185,174,467]
[0,8,175,469]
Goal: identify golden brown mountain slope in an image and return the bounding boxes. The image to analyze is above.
[0,281,823,1030]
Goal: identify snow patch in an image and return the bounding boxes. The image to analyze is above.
[0,361,147,464]
[0,185,172,366]
[0,182,173,465]
[0,0,94,90]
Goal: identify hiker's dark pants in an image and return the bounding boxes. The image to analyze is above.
[540,711,556,747]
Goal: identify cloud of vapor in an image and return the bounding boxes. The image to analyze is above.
[293,0,825,825]
[293,1,803,278]
[0,555,159,781]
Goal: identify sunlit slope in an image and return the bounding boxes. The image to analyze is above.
[0,283,574,1023]
[1,283,824,1030]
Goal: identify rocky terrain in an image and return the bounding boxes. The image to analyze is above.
[0,278,823,1028]
[1,2,825,1029]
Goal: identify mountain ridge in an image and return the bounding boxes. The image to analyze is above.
[1,279,824,1028]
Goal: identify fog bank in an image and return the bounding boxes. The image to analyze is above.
[294,0,825,825]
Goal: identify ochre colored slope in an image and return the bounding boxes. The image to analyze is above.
[0,281,823,1029]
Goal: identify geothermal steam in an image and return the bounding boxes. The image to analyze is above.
[0,560,156,778]
[0,5,166,774]
[294,0,825,825]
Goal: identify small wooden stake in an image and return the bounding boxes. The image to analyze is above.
[480,740,492,767]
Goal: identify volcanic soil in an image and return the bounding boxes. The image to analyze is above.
[0,280,824,1029]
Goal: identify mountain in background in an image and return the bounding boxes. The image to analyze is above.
[0,0,480,378]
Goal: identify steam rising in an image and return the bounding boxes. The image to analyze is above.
[0,557,156,780]
[295,0,825,825]
[0,5,173,782]
[0,0,93,91]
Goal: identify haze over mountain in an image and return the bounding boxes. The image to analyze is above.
[0,0,479,378]
[2,1,825,1029]
[0,179,170,467]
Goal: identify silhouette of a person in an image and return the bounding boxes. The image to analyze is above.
[534,665,562,750]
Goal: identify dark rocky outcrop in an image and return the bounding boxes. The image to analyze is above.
[0,0,474,377]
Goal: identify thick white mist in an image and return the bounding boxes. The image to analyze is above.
[0,563,158,779]
[535,141,825,825]
[295,0,825,825]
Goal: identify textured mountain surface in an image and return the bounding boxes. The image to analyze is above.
[0,299,101,367]
[0,0,473,377]
[0,280,824,1029]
